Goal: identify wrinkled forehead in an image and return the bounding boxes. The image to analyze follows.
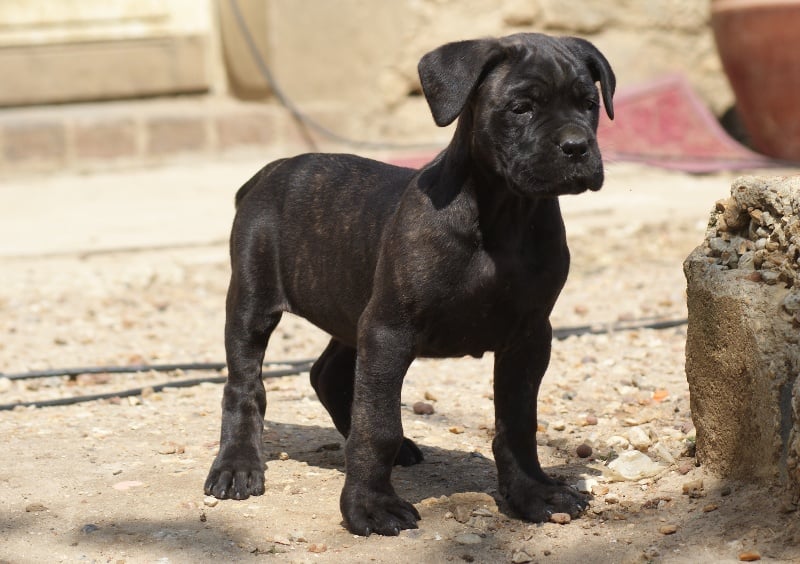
[487,35,597,98]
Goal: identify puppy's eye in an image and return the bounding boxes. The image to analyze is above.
[510,103,533,115]
[585,99,599,111]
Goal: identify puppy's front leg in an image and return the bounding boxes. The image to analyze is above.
[492,320,588,521]
[339,322,420,536]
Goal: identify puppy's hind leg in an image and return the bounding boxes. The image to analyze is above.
[205,268,282,500]
[311,339,423,466]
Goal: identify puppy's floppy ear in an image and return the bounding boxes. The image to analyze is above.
[561,37,616,120]
[418,39,504,127]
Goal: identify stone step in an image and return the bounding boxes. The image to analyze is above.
[0,96,310,175]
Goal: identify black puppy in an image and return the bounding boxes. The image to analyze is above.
[205,32,614,536]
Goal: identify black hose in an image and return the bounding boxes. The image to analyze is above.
[0,317,686,411]
[552,317,687,340]
[1,359,314,381]
[0,362,313,412]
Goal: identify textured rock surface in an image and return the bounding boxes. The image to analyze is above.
[685,176,800,488]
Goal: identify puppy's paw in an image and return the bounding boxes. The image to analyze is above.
[341,485,421,536]
[204,447,265,500]
[394,437,424,467]
[502,477,588,522]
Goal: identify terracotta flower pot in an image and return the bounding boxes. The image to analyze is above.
[711,0,800,161]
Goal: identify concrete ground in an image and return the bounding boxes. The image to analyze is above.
[3,155,799,563]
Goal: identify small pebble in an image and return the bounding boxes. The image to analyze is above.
[659,524,678,535]
[605,435,630,450]
[472,508,494,517]
[453,505,472,523]
[413,401,434,415]
[627,426,652,450]
[25,503,47,512]
[454,532,483,545]
[552,421,566,431]
[677,462,693,475]
[424,391,437,401]
[576,444,592,458]
[744,271,762,283]
[585,414,598,426]
[203,496,219,507]
[75,373,111,386]
[308,543,327,553]
[651,389,669,402]
[511,549,534,563]
[576,477,597,493]
[642,546,661,559]
[279,452,290,461]
[738,551,761,562]
[81,524,99,534]
[158,442,185,455]
[702,503,718,513]
[574,304,589,316]
[449,426,464,434]
[549,513,571,524]
[591,484,609,496]
[681,479,704,497]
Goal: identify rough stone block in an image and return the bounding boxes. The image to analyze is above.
[215,110,276,150]
[0,36,210,107]
[684,176,800,489]
[73,118,138,160]
[2,119,66,164]
[146,116,208,156]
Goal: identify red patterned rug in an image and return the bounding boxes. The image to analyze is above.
[596,74,778,172]
[389,74,782,173]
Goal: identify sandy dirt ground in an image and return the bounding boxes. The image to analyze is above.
[1,160,799,563]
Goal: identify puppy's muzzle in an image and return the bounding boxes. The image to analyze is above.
[556,125,592,161]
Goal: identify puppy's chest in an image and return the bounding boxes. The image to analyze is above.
[414,247,567,356]
[467,247,566,311]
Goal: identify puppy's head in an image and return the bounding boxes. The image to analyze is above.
[418,33,615,197]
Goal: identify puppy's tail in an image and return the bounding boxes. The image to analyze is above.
[234,158,288,209]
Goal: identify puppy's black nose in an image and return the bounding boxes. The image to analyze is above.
[559,133,589,159]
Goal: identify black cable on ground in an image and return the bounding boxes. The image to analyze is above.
[552,317,687,340]
[0,362,313,412]
[0,317,686,411]
[1,359,315,381]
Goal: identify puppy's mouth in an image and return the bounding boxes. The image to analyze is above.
[559,169,605,194]
[512,161,605,197]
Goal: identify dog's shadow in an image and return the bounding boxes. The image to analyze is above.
[262,420,599,506]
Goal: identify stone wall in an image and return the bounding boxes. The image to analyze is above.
[220,0,730,144]
[1,1,730,154]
